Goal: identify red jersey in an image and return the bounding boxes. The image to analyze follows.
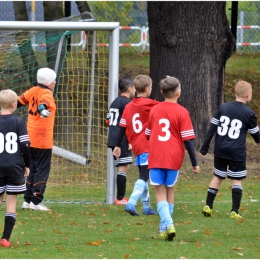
[145,102,195,169]
[119,97,159,156]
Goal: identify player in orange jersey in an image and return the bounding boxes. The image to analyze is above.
[18,68,56,211]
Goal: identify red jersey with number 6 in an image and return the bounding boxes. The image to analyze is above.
[119,97,159,156]
[145,102,195,169]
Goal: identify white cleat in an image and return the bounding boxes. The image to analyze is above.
[22,202,30,210]
[29,202,50,211]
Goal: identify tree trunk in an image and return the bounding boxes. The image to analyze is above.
[148,1,235,151]
[13,1,39,85]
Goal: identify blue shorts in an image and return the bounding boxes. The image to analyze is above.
[135,153,148,166]
[149,168,179,187]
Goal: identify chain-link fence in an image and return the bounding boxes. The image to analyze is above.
[0,1,259,53]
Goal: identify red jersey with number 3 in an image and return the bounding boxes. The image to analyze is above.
[119,97,159,156]
[145,102,195,169]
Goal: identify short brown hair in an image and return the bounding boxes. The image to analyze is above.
[234,80,252,98]
[0,89,17,109]
[159,77,180,98]
[134,75,152,93]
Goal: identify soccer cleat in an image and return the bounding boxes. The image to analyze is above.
[125,203,139,216]
[157,231,167,240]
[230,211,243,219]
[143,207,158,215]
[29,202,50,211]
[202,205,213,217]
[115,197,129,205]
[165,225,176,241]
[1,238,12,247]
[22,201,30,210]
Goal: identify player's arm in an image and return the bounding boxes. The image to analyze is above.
[21,144,30,167]
[184,139,200,174]
[199,122,218,156]
[248,114,260,145]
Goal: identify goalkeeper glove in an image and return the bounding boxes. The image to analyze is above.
[38,104,51,118]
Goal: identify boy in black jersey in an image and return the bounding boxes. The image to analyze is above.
[0,89,30,247]
[106,77,136,205]
[200,80,260,219]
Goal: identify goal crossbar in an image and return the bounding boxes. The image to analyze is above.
[0,21,120,205]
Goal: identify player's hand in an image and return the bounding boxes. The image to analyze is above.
[24,167,30,177]
[192,165,201,174]
[128,144,132,151]
[113,147,121,158]
[40,109,51,118]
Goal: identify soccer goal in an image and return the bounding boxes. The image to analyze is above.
[0,17,119,204]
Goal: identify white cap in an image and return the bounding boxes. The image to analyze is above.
[37,68,56,86]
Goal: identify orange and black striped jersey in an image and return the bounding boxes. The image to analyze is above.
[18,85,56,149]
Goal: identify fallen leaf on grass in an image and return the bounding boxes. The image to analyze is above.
[232,247,243,251]
[124,254,129,259]
[86,240,102,246]
[24,241,32,246]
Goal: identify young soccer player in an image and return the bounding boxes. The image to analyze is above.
[113,75,159,216]
[0,89,30,247]
[18,67,57,211]
[200,80,260,219]
[145,76,200,241]
[106,76,136,205]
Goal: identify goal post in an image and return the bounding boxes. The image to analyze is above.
[0,21,119,205]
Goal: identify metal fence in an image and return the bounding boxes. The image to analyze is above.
[0,1,259,52]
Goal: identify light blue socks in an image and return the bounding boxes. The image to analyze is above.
[159,202,174,232]
[141,181,151,210]
[128,179,145,205]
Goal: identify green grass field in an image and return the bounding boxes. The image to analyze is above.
[1,51,260,258]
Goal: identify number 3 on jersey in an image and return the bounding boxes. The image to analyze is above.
[0,132,18,154]
[218,115,242,139]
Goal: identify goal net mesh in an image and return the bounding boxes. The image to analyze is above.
[0,15,112,203]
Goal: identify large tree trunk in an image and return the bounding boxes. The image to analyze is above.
[13,1,39,85]
[148,1,235,151]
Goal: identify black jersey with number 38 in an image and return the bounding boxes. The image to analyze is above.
[0,114,30,168]
[200,101,260,161]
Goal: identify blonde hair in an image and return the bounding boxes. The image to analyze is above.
[234,80,252,98]
[0,89,17,109]
[134,75,152,93]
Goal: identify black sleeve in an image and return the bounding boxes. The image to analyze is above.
[21,144,30,168]
[17,100,24,108]
[199,124,217,155]
[184,139,198,167]
[115,126,126,147]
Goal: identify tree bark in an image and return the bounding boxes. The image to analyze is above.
[148,1,235,151]
[13,1,39,85]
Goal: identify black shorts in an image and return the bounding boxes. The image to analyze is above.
[111,145,132,167]
[0,165,26,195]
[214,156,246,180]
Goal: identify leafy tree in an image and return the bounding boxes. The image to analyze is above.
[88,1,134,25]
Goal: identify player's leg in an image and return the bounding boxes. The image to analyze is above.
[23,147,36,209]
[113,144,132,205]
[151,168,176,241]
[29,148,52,211]
[202,156,226,217]
[228,160,246,219]
[116,165,129,204]
[125,154,145,216]
[1,194,17,247]
[1,166,26,247]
